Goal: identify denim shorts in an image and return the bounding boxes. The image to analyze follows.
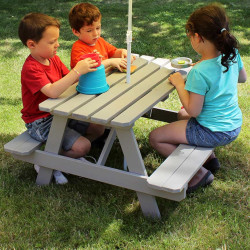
[186,117,241,148]
[25,116,89,151]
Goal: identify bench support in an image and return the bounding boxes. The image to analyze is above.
[147,144,213,193]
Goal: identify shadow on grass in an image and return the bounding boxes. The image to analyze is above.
[0,96,22,106]
[1,124,249,247]
[1,132,180,245]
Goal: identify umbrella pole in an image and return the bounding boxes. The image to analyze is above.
[126,0,132,83]
[126,32,132,83]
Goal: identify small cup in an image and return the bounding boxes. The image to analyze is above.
[79,53,101,68]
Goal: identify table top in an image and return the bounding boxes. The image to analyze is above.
[39,56,176,128]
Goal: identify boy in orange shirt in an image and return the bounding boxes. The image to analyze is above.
[69,2,134,71]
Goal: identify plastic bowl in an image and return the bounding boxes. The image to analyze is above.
[76,64,109,95]
[171,57,192,68]
[79,53,101,68]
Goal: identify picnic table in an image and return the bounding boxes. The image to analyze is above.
[4,55,213,219]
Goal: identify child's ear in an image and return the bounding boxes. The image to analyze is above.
[72,28,80,37]
[195,33,203,42]
[27,39,36,49]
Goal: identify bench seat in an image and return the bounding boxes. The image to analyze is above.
[4,131,43,156]
[147,144,213,193]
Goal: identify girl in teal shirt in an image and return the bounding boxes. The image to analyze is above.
[149,3,247,193]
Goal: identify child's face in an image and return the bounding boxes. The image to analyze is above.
[74,18,101,46]
[188,33,202,54]
[30,26,60,61]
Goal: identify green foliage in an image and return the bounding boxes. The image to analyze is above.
[0,0,249,249]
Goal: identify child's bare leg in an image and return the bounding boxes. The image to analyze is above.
[149,119,213,190]
[177,108,191,120]
[149,119,189,157]
[85,123,105,142]
[62,136,91,158]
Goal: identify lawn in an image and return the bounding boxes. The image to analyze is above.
[0,0,249,249]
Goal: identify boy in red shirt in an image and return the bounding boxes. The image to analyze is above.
[18,13,104,184]
[69,2,135,71]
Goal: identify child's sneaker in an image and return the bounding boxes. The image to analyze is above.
[79,156,97,164]
[53,170,68,185]
[34,165,68,185]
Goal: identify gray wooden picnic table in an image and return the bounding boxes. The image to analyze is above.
[4,55,213,219]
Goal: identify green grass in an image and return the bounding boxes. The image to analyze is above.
[0,0,249,248]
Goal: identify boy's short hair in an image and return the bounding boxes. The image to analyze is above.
[69,2,101,32]
[18,13,60,46]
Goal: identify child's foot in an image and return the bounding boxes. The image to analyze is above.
[34,165,68,185]
[203,158,220,174]
[187,170,214,194]
[79,156,96,164]
[53,170,68,185]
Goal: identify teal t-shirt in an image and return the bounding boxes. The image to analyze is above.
[185,52,243,132]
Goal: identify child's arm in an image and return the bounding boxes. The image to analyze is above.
[41,59,97,98]
[101,48,136,72]
[168,72,204,117]
[238,67,247,83]
[112,49,137,62]
[112,49,127,58]
[101,58,127,72]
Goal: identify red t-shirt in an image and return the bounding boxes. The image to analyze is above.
[70,37,117,69]
[21,55,70,123]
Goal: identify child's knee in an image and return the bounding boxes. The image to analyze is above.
[72,137,91,156]
[87,124,105,137]
[149,130,158,148]
[95,125,105,137]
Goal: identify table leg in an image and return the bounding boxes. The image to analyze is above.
[97,128,116,165]
[36,115,68,185]
[116,127,161,218]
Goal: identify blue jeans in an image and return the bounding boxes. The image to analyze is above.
[25,116,89,151]
[186,117,241,147]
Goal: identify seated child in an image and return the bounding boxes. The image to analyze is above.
[18,13,105,184]
[149,3,247,193]
[68,2,135,72]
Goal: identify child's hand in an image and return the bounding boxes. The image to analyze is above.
[168,72,185,88]
[92,49,104,60]
[120,49,127,59]
[110,58,127,72]
[121,49,136,63]
[75,58,98,75]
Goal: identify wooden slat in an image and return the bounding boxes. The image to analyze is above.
[106,57,149,87]
[152,58,170,67]
[162,146,213,192]
[53,94,95,116]
[144,107,178,123]
[140,55,155,61]
[72,62,160,121]
[111,75,174,127]
[147,144,195,189]
[4,131,42,155]
[40,58,147,114]
[51,58,149,116]
[91,67,170,125]
[39,83,78,112]
[14,150,185,201]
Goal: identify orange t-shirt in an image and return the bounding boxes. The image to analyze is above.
[70,37,117,69]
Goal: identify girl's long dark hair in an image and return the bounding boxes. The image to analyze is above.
[186,3,239,72]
